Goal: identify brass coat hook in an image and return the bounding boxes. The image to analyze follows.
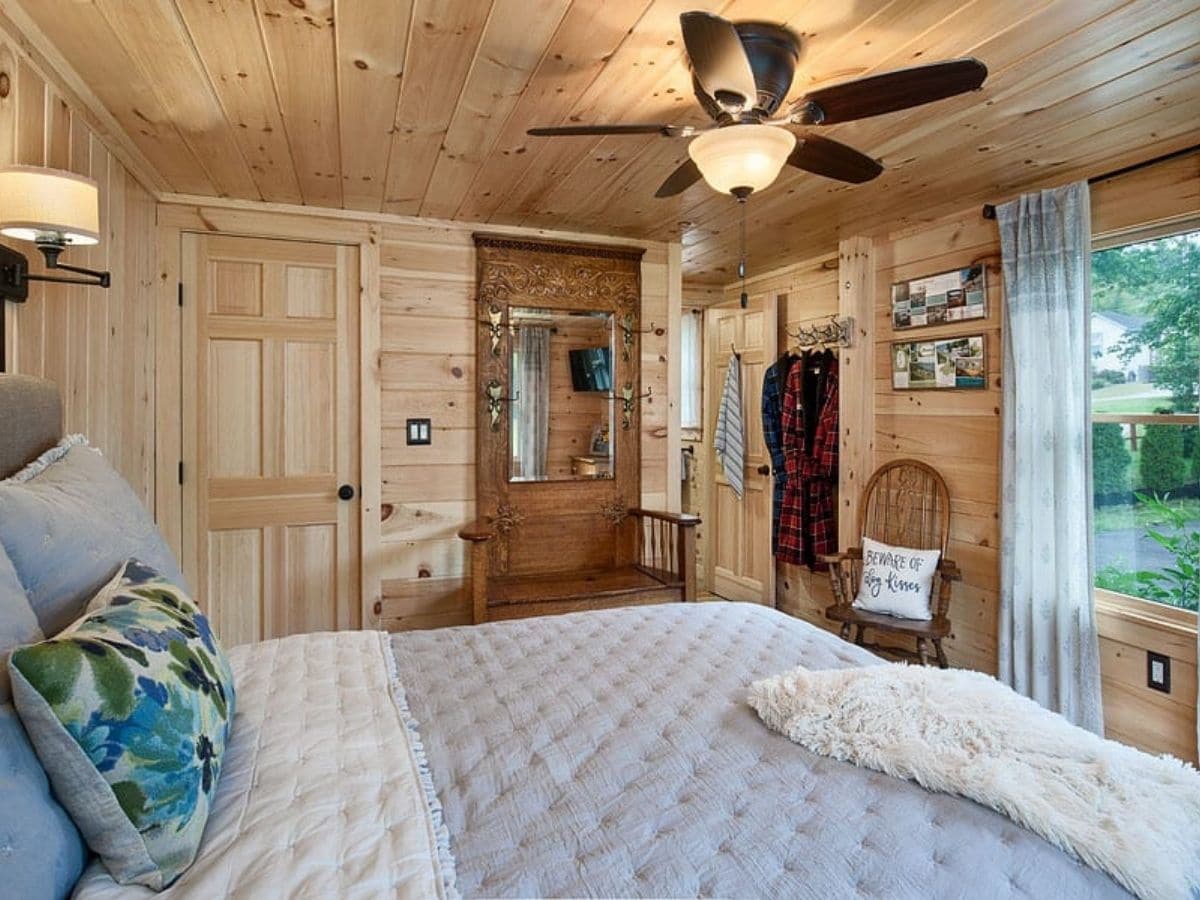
[485,379,520,431]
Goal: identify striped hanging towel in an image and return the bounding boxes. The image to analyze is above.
[714,352,745,499]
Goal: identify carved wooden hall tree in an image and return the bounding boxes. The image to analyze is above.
[460,236,697,623]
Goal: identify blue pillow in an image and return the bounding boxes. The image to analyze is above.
[0,544,86,900]
[0,436,186,636]
[0,545,41,703]
[0,705,87,900]
[9,560,235,890]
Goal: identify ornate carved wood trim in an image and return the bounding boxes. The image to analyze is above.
[474,237,644,314]
[473,234,646,262]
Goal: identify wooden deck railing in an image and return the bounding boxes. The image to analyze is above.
[1093,412,1196,451]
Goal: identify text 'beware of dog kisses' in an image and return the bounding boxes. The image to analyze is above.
[862,547,927,597]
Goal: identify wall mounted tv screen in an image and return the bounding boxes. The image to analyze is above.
[568,347,612,392]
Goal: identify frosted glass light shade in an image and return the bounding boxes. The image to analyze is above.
[0,166,100,246]
[687,125,796,195]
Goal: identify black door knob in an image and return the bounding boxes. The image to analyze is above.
[756,464,771,476]
[337,484,355,501]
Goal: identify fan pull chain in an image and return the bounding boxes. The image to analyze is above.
[738,197,748,308]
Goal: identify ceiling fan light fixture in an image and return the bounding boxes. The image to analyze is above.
[687,124,795,196]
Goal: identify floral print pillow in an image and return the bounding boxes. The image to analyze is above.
[7,559,236,889]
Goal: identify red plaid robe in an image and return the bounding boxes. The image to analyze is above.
[777,355,839,568]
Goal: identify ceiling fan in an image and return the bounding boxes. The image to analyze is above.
[527,11,988,200]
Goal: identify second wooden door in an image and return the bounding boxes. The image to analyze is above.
[705,295,777,604]
[183,234,360,646]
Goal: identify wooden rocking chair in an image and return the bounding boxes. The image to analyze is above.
[822,459,961,667]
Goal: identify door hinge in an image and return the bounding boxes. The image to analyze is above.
[177,282,183,306]
[177,461,184,485]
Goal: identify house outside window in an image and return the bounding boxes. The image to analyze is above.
[1090,228,1199,614]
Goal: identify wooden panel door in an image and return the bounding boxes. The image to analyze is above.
[704,294,777,604]
[184,234,360,646]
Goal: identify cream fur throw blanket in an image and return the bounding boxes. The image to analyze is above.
[748,665,1200,900]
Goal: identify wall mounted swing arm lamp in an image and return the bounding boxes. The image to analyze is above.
[0,166,111,303]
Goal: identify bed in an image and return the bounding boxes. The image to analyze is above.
[392,602,1127,899]
[0,375,1129,899]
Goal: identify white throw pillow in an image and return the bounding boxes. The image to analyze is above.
[853,536,941,620]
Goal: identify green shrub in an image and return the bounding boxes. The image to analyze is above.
[1092,423,1131,496]
[1130,493,1199,612]
[1185,424,1200,482]
[1091,369,1127,390]
[1181,424,1197,456]
[1094,562,1141,597]
[1138,424,1187,494]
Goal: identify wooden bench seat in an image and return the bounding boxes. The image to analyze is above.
[460,509,699,624]
[486,565,685,621]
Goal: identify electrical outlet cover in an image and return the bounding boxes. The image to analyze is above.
[1147,651,1171,693]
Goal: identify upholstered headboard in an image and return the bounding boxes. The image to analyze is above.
[0,375,63,479]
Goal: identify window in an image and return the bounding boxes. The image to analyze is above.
[680,310,703,430]
[1090,228,1199,613]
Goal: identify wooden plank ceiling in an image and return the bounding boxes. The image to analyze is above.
[10,0,1199,283]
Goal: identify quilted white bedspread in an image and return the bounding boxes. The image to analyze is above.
[73,631,456,900]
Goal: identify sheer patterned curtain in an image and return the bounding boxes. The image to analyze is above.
[997,181,1104,734]
[514,325,550,479]
[680,311,702,429]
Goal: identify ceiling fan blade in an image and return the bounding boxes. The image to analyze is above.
[680,11,758,111]
[792,58,988,125]
[655,159,702,198]
[788,135,882,184]
[527,123,694,137]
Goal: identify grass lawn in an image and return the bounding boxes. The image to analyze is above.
[1093,496,1200,532]
[1091,382,1175,414]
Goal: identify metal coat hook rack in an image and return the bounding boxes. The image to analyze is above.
[617,313,660,360]
[608,384,652,430]
[485,379,520,431]
[786,314,854,349]
[481,304,507,356]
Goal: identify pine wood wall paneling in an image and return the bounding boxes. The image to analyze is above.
[94,0,259,200]
[666,243,683,509]
[1091,150,1200,242]
[358,224,383,631]
[10,0,1198,281]
[837,236,875,552]
[417,0,572,220]
[372,225,677,630]
[869,211,1004,673]
[0,32,160,518]
[0,5,166,196]
[254,0,342,208]
[7,2,213,195]
[1097,599,1198,765]
[332,1,412,212]
[640,245,671,510]
[738,152,1196,761]
[864,154,1196,753]
[164,205,675,633]
[493,0,701,229]
[379,0,494,215]
[173,0,305,205]
[452,0,653,224]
